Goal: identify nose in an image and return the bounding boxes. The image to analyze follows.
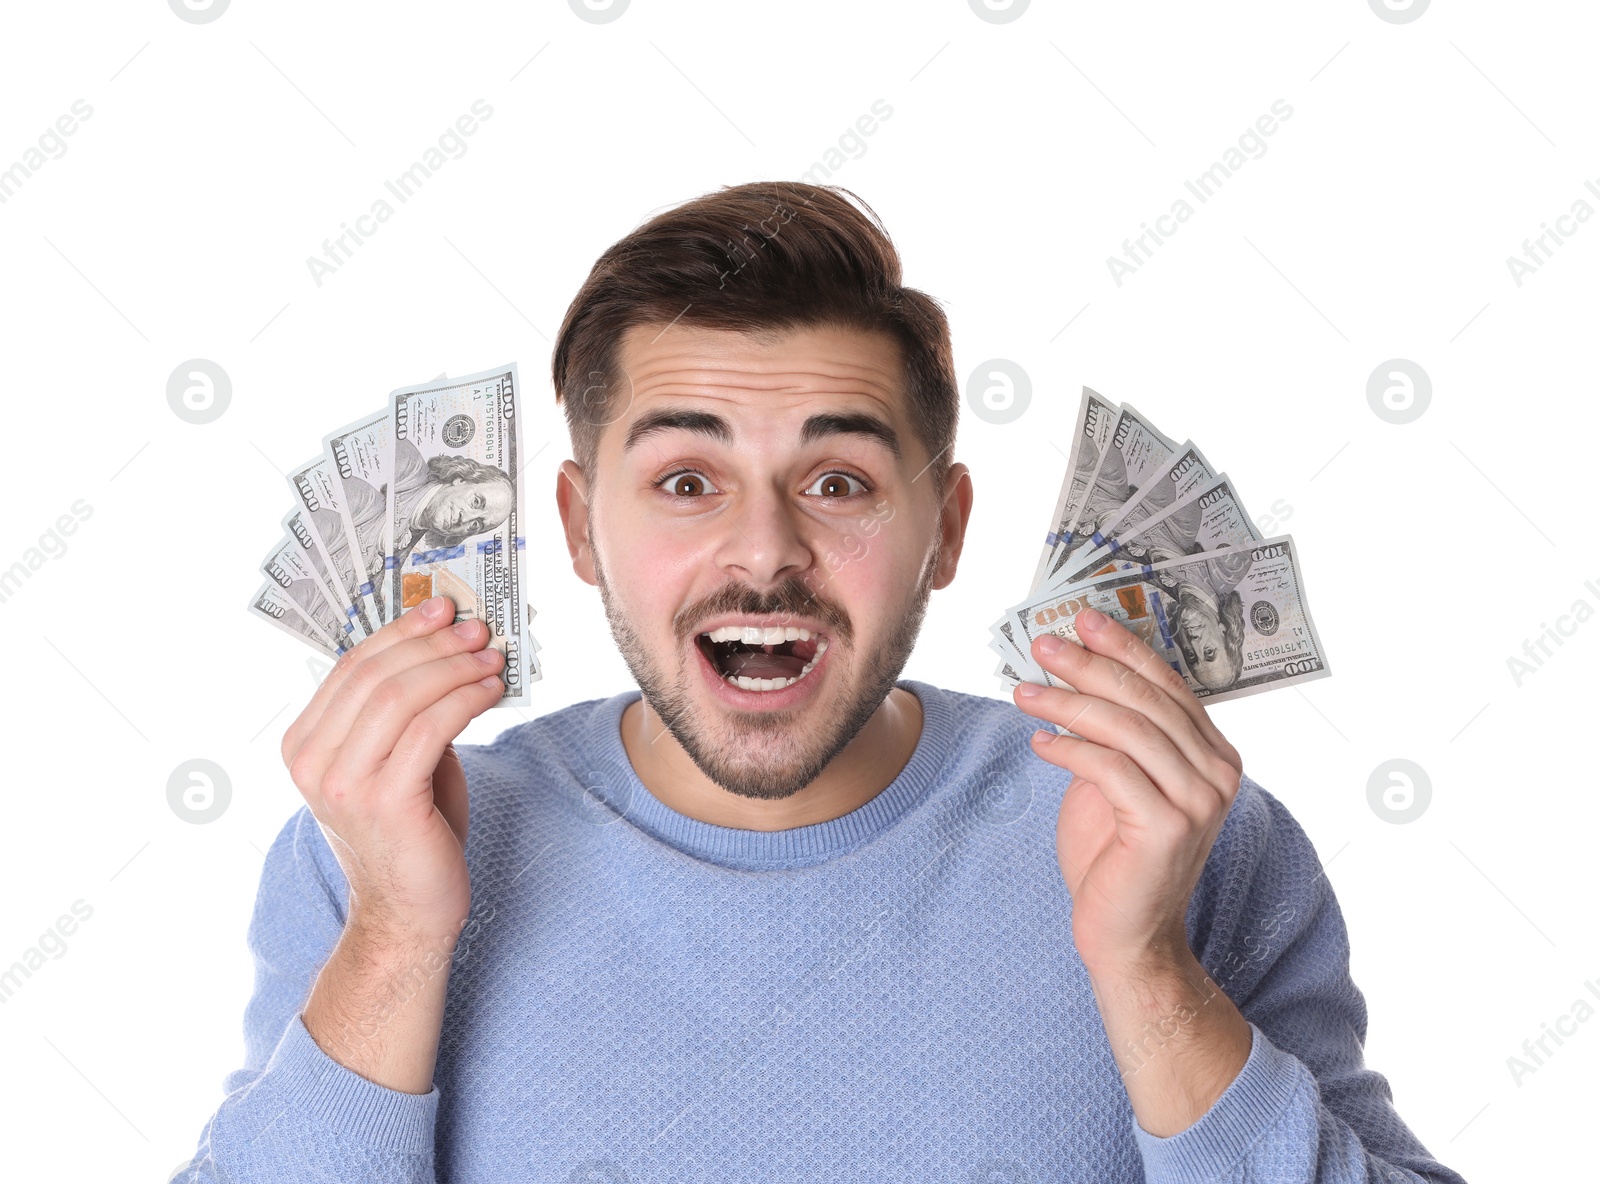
[712,481,814,587]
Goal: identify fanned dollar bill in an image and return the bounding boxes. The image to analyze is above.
[282,509,365,645]
[248,363,541,707]
[1031,387,1119,590]
[1041,401,1178,587]
[1063,472,1265,587]
[248,581,347,657]
[1045,441,1218,591]
[988,613,1029,672]
[1011,536,1331,705]
[992,389,1330,711]
[386,363,539,705]
[259,533,356,654]
[325,409,394,626]
[288,453,380,637]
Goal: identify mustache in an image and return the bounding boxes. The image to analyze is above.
[674,576,853,645]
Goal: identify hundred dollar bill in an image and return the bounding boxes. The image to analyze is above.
[993,656,1024,684]
[1012,535,1331,706]
[987,614,1034,684]
[990,613,1025,662]
[260,533,356,653]
[1045,441,1218,591]
[1061,472,1266,587]
[283,509,366,643]
[1042,401,1178,587]
[995,572,1177,693]
[1031,387,1119,590]
[248,581,348,657]
[325,409,394,626]
[386,363,537,706]
[288,453,380,637]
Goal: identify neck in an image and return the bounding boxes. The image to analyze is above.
[619,686,923,831]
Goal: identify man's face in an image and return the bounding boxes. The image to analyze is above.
[424,478,514,538]
[1173,586,1242,691]
[563,322,967,801]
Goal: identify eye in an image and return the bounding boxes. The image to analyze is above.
[804,471,867,498]
[657,470,720,498]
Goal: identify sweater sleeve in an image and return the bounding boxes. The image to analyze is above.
[175,806,441,1183]
[1130,774,1470,1184]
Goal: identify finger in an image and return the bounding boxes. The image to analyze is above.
[1078,607,1242,772]
[378,675,509,818]
[1029,629,1240,804]
[322,646,506,802]
[1071,608,1242,778]
[1027,727,1186,835]
[289,616,494,788]
[282,596,457,767]
[1016,683,1219,822]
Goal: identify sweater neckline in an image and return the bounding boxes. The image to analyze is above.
[592,679,954,870]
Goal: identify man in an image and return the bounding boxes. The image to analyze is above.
[389,435,517,569]
[180,182,1467,1182]
[1148,547,1251,694]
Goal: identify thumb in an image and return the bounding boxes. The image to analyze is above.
[433,740,470,847]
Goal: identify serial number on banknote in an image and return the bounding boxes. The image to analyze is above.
[1247,640,1314,661]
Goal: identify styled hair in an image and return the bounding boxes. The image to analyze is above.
[426,453,510,487]
[549,181,959,491]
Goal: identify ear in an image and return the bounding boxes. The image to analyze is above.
[555,460,597,587]
[931,461,974,591]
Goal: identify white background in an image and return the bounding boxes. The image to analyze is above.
[1,2,1593,1180]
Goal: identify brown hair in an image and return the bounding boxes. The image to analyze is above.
[550,181,958,491]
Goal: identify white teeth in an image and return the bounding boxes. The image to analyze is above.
[728,674,799,691]
[720,636,832,694]
[800,638,828,677]
[700,624,820,645]
[702,628,830,692]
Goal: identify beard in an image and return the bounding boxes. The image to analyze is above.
[593,539,938,801]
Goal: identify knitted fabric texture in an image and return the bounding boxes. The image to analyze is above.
[179,680,1467,1183]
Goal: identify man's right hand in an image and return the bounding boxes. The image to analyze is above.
[281,594,506,949]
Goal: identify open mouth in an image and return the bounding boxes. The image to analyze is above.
[695,624,829,693]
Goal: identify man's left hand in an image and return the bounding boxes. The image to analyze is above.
[1012,605,1245,978]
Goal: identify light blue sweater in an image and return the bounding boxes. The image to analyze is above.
[179,681,1467,1182]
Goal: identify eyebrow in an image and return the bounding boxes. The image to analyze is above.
[800,411,901,459]
[623,408,732,452]
[622,406,901,459]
